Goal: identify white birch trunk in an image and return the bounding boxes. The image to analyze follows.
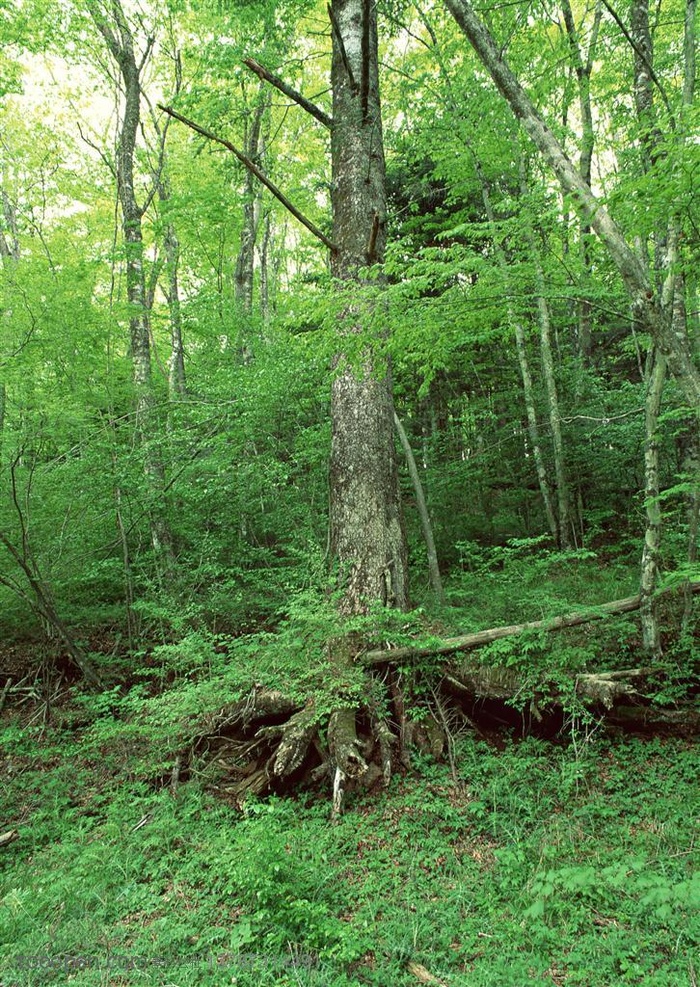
[639,349,665,655]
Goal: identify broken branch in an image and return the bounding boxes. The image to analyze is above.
[243,58,332,129]
[159,105,336,252]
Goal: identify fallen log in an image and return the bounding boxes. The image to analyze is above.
[362,581,700,665]
[0,829,18,848]
[181,582,699,804]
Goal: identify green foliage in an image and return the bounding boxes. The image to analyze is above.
[2,724,698,986]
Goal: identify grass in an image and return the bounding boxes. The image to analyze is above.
[2,708,698,987]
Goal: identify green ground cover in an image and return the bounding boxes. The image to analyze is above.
[2,717,698,987]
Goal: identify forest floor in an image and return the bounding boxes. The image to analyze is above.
[1,552,698,985]
[1,687,698,987]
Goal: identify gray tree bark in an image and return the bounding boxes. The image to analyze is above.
[0,186,20,459]
[326,0,409,808]
[234,86,268,319]
[164,218,187,400]
[561,0,601,361]
[639,348,666,655]
[328,0,408,618]
[87,0,175,574]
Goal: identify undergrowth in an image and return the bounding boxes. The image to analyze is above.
[2,718,698,987]
[1,549,697,985]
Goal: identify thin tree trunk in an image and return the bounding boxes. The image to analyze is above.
[681,416,700,630]
[680,0,699,629]
[536,278,572,550]
[234,86,268,318]
[0,187,20,462]
[639,348,666,655]
[520,163,573,549]
[561,0,601,362]
[164,220,187,399]
[259,211,273,324]
[88,0,175,577]
[475,162,558,542]
[394,411,445,602]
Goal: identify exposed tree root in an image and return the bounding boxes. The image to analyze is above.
[181,587,698,806]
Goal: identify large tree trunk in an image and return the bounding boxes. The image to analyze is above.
[328,0,408,617]
[182,580,700,805]
[324,0,409,806]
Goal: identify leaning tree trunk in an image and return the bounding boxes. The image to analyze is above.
[442,0,700,410]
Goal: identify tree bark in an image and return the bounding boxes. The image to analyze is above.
[234,85,268,319]
[0,186,20,460]
[639,348,666,654]
[324,0,410,805]
[88,0,175,576]
[561,0,601,362]
[164,219,187,399]
[328,0,408,617]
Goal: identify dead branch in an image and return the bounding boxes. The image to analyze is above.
[243,58,332,129]
[159,105,336,252]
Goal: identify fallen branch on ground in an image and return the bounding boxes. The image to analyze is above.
[362,581,700,665]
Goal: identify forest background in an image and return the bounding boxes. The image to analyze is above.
[0,0,698,984]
